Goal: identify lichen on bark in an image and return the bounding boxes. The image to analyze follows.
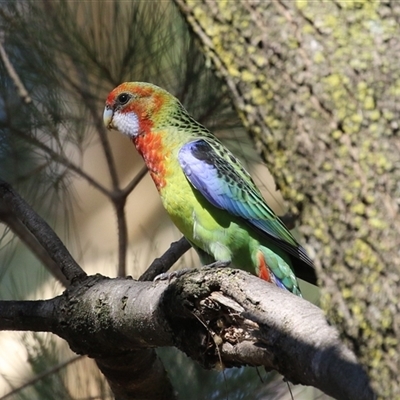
[173,0,400,397]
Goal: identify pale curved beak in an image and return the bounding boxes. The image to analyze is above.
[103,106,114,129]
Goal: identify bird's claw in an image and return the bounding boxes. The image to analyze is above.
[154,268,191,282]
[204,260,231,268]
[154,261,231,283]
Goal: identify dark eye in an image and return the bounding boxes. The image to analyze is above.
[117,93,130,105]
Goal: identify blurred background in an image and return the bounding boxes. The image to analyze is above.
[0,1,325,399]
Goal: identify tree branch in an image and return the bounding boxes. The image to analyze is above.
[0,39,32,104]
[0,208,69,286]
[72,82,129,277]
[11,127,112,198]
[0,180,86,285]
[139,236,192,281]
[121,165,148,197]
[0,270,373,400]
[95,350,175,400]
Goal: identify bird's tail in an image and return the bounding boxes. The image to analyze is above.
[257,247,302,296]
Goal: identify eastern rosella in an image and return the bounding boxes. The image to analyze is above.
[103,82,315,296]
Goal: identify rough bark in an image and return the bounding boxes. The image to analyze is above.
[0,269,373,400]
[172,1,400,397]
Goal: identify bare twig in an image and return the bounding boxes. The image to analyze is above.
[11,127,112,198]
[0,40,32,104]
[74,83,127,276]
[112,165,149,277]
[85,98,120,190]
[0,179,86,284]
[112,195,128,277]
[121,165,148,197]
[139,237,191,281]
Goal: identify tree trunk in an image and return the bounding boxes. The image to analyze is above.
[173,1,400,398]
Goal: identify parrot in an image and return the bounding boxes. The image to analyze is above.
[103,82,315,296]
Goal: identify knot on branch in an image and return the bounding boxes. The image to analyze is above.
[161,268,273,370]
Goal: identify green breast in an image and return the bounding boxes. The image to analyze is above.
[158,160,298,295]
[159,163,257,270]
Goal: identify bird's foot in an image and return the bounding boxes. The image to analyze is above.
[204,260,231,268]
[154,261,231,282]
[154,268,191,282]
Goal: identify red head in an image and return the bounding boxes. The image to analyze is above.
[103,82,176,139]
[104,82,181,191]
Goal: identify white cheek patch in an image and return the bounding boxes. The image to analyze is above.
[113,111,140,138]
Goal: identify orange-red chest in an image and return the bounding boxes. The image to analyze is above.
[133,131,168,191]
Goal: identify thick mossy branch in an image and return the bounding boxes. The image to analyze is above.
[0,269,373,400]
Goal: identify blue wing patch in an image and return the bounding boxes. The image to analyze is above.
[178,139,314,270]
